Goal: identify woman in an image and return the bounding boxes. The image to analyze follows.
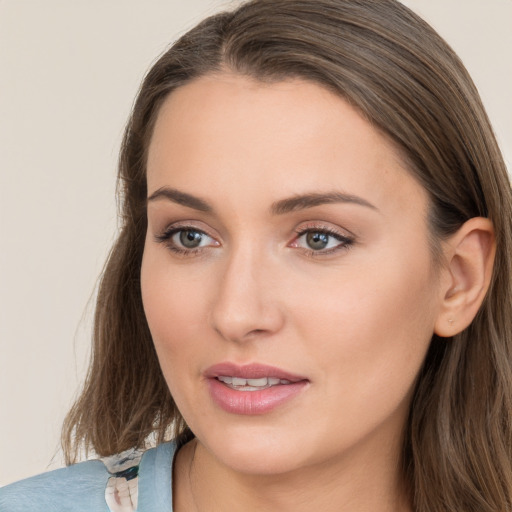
[2,0,511,510]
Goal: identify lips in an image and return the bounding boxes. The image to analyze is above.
[205,363,309,415]
[205,362,307,381]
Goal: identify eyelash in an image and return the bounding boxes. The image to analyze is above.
[154,225,215,256]
[292,224,355,257]
[154,224,355,257]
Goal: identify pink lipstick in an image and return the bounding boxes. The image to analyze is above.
[205,363,309,415]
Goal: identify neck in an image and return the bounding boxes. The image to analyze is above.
[173,436,412,512]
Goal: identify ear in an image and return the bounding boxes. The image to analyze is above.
[434,217,496,337]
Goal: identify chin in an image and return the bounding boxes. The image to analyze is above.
[196,423,314,476]
[218,443,307,476]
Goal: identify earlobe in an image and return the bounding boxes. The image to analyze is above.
[434,217,496,338]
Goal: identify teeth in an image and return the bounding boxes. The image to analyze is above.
[247,378,268,386]
[217,376,292,389]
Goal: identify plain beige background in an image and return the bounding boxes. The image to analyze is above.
[1,0,511,486]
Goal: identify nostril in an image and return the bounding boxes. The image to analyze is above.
[248,329,266,336]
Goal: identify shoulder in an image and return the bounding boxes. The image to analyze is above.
[0,441,178,512]
[0,458,110,512]
[138,441,177,510]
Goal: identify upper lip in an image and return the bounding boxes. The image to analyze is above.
[205,362,308,383]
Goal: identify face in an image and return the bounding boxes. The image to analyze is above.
[141,74,444,476]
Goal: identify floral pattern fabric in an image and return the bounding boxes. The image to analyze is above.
[102,448,144,512]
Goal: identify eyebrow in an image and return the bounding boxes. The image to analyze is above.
[147,187,212,212]
[147,187,377,214]
[270,191,377,215]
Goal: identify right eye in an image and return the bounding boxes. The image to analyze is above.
[155,227,219,254]
[175,229,209,249]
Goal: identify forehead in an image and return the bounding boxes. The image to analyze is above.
[146,73,428,217]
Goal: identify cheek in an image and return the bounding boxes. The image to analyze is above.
[141,264,197,411]
[141,248,201,365]
[290,246,439,424]
[292,247,437,343]
[140,243,220,404]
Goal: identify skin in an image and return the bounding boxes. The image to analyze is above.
[141,73,449,511]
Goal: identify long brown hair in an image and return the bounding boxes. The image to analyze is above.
[62,1,512,509]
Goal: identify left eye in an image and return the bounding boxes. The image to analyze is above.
[293,230,352,252]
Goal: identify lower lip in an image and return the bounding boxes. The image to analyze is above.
[207,378,308,415]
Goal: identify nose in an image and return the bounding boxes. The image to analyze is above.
[209,245,285,344]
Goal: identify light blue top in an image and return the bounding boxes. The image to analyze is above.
[0,441,177,511]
